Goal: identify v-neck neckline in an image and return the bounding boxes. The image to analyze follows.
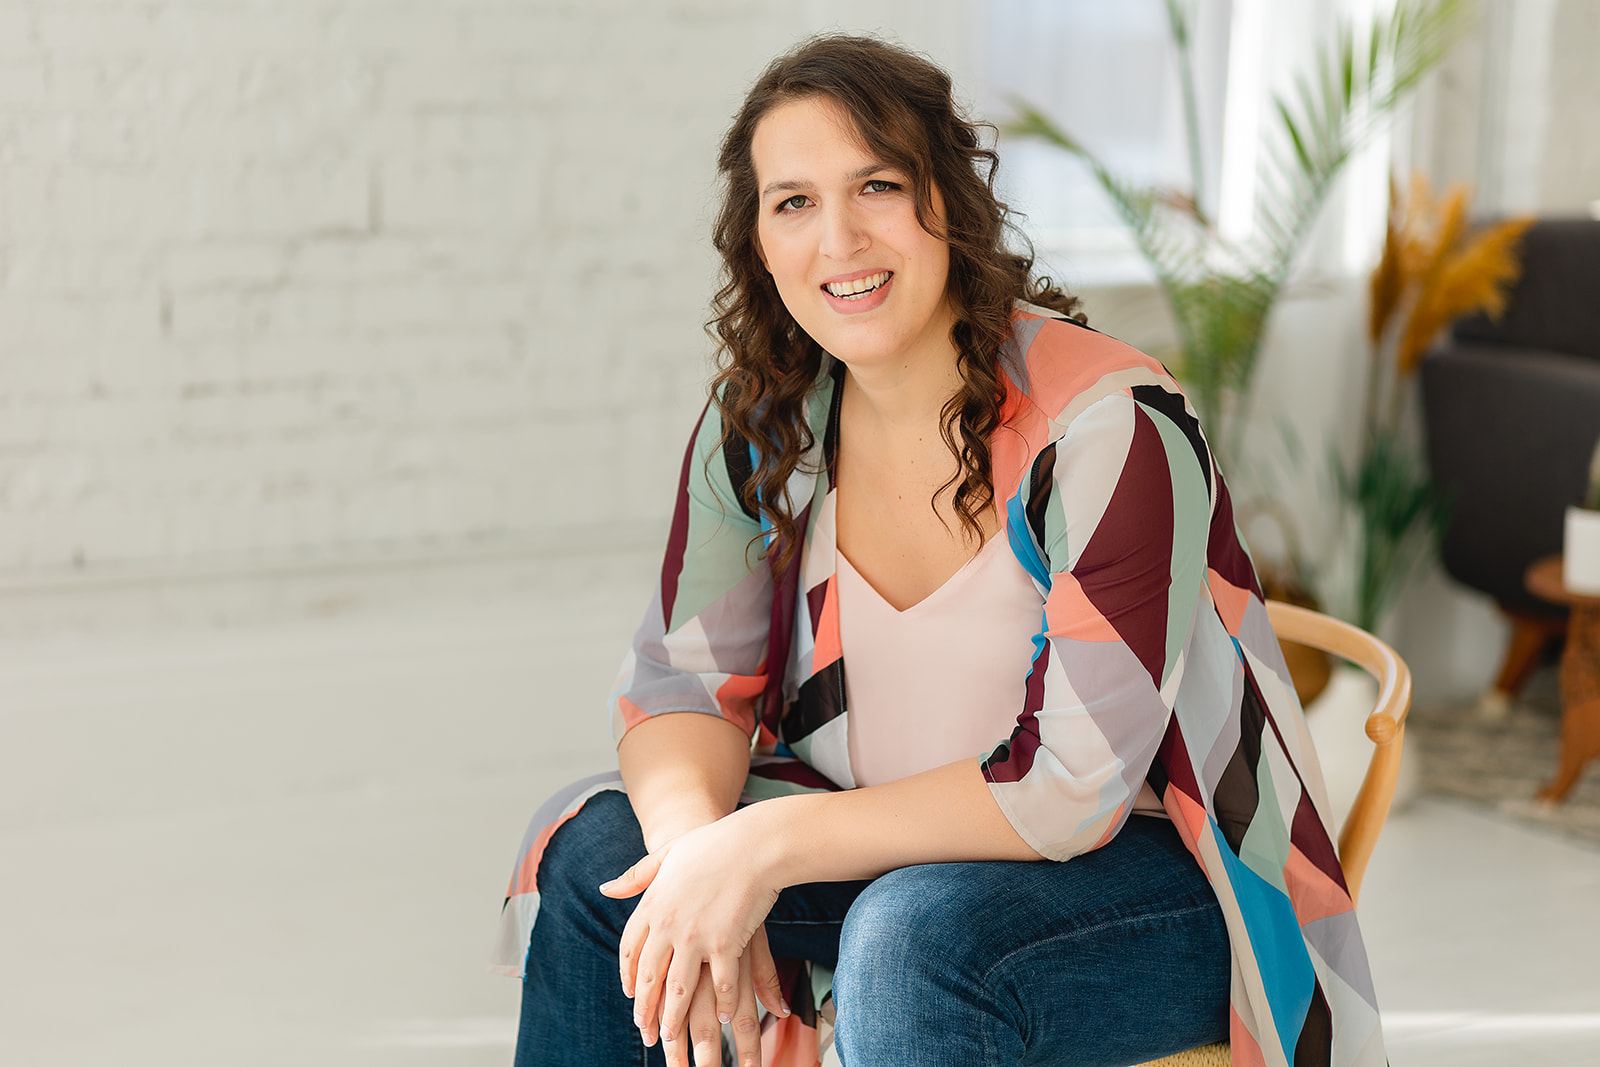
[835,528,1009,616]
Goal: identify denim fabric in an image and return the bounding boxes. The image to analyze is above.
[831,819,1230,1066]
[515,790,1228,1067]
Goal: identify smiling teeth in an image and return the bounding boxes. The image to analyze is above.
[824,271,891,298]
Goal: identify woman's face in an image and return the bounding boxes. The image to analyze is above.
[751,96,956,374]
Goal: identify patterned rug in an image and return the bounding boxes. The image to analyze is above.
[1407,666,1600,849]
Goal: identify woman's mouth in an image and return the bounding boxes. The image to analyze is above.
[822,271,893,301]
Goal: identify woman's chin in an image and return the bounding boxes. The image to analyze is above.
[811,331,905,369]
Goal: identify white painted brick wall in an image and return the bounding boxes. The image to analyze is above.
[0,0,978,581]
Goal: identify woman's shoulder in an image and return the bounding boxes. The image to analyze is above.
[1000,301,1187,432]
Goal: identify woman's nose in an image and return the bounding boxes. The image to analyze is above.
[818,201,869,261]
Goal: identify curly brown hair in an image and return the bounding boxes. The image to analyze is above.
[709,34,1082,569]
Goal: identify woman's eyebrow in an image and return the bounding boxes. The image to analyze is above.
[760,163,895,200]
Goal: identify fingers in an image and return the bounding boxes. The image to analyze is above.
[658,988,688,1067]
[747,926,790,1019]
[599,851,662,900]
[656,945,704,1052]
[710,950,740,1033]
[658,963,719,1067]
[729,950,763,1067]
[688,963,723,1067]
[618,910,647,999]
[613,851,665,996]
[632,935,675,1046]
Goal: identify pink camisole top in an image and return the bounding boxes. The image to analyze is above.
[836,527,1041,788]
[836,524,1167,817]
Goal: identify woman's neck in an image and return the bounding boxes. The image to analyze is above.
[837,336,964,439]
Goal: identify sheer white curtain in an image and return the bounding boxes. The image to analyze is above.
[978,0,1407,287]
[978,0,1233,285]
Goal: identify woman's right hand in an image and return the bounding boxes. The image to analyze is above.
[608,814,788,1066]
[614,712,785,1063]
[658,925,782,1067]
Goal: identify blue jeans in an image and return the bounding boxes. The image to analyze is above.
[515,789,1229,1066]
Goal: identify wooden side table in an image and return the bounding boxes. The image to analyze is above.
[1525,555,1600,803]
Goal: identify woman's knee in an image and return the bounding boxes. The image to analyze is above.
[834,866,977,994]
[833,867,1022,1062]
[535,789,647,904]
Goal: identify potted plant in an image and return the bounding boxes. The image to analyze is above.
[1567,436,1600,594]
[1333,175,1533,631]
[1302,177,1529,823]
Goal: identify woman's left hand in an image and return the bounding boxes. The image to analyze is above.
[601,810,785,1055]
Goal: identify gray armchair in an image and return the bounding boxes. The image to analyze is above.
[1420,217,1600,706]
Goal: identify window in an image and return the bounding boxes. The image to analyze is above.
[978,1,1236,285]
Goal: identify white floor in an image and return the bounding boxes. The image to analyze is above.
[3,553,1599,1067]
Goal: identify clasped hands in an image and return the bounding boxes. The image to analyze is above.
[601,810,792,1067]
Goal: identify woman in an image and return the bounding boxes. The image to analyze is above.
[494,35,1385,1067]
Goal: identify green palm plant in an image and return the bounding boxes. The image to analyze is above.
[1006,0,1476,470]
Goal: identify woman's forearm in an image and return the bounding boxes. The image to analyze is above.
[739,758,1043,887]
[617,711,753,852]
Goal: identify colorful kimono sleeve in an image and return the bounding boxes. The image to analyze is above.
[983,389,1212,860]
[609,401,773,742]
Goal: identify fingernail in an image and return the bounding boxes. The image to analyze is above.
[633,1011,643,1027]
[661,1025,675,1041]
[781,999,791,1016]
[718,1012,731,1025]
[599,879,617,891]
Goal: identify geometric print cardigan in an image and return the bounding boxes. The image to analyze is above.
[493,304,1387,1067]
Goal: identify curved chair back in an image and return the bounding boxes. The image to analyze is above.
[1264,599,1412,905]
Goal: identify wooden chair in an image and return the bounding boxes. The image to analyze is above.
[1136,600,1413,1067]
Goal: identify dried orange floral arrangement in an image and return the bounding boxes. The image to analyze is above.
[1335,174,1532,629]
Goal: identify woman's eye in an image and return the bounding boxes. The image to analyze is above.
[865,179,899,193]
[778,194,810,212]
